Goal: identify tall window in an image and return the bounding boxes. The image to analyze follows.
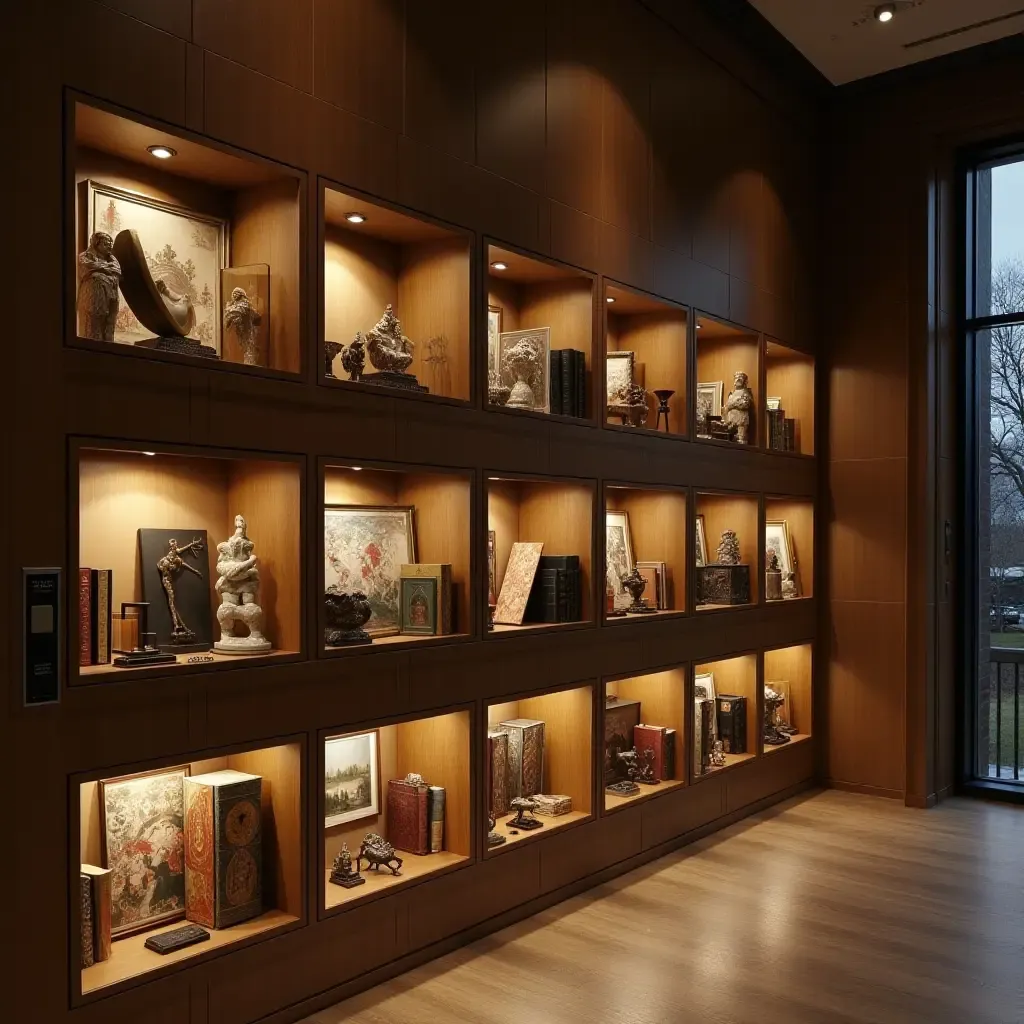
[965,147,1024,783]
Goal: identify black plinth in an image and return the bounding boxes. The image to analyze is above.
[627,601,657,615]
[330,872,366,889]
[696,564,751,606]
[605,780,640,796]
[325,628,373,647]
[359,371,429,393]
[507,817,543,831]
[113,649,177,668]
[135,336,218,359]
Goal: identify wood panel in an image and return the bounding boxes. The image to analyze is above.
[695,653,758,755]
[608,487,687,611]
[765,341,814,455]
[696,493,760,577]
[765,497,814,601]
[520,279,595,371]
[764,643,812,740]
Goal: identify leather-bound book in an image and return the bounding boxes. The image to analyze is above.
[549,350,563,415]
[184,770,263,929]
[694,698,714,776]
[428,786,445,853]
[78,568,92,666]
[79,874,94,968]
[664,729,677,780]
[400,563,452,634]
[499,719,545,799]
[633,724,667,779]
[560,349,575,417]
[81,864,112,962]
[716,694,747,754]
[90,569,113,664]
[575,349,587,418]
[387,778,430,855]
[487,729,510,816]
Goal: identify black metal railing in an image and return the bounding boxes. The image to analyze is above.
[989,647,1024,782]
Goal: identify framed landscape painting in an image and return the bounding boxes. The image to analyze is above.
[99,765,190,938]
[324,505,416,637]
[324,731,380,828]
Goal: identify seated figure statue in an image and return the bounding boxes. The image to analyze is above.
[213,514,272,654]
[365,304,415,374]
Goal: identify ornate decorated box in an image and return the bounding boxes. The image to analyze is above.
[183,771,263,930]
[497,719,545,800]
[696,564,751,606]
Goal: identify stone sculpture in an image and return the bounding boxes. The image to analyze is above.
[324,586,373,646]
[716,530,741,565]
[213,515,272,654]
[723,371,754,444]
[358,305,427,391]
[341,333,366,380]
[77,231,121,341]
[223,287,263,365]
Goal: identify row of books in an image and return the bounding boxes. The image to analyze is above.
[386,776,446,855]
[524,555,582,624]
[78,567,113,665]
[694,694,748,775]
[766,408,797,451]
[549,348,588,418]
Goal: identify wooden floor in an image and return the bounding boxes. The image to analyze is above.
[303,790,1024,1024]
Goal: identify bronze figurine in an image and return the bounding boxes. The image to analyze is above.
[356,834,403,876]
[329,842,366,889]
[507,797,543,831]
[156,537,205,644]
[621,566,657,614]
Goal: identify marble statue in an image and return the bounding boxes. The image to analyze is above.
[223,286,263,365]
[723,371,754,444]
[213,514,272,654]
[77,231,121,341]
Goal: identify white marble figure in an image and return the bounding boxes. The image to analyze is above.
[224,286,263,365]
[213,514,272,654]
[723,371,754,444]
[77,231,121,341]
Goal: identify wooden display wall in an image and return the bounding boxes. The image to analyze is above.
[694,654,760,764]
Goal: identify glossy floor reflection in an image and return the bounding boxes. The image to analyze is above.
[304,791,1024,1024]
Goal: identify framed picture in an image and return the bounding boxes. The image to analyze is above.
[606,350,635,404]
[400,576,437,635]
[498,327,550,413]
[84,180,228,353]
[605,510,634,612]
[696,381,723,434]
[765,520,795,576]
[637,560,668,610]
[695,514,708,568]
[694,671,717,739]
[324,730,381,828]
[99,765,190,938]
[324,505,416,637]
[487,305,503,377]
[766,396,783,411]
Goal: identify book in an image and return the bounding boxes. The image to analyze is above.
[604,697,642,783]
[634,723,668,779]
[560,348,575,417]
[575,348,587,418]
[79,874,94,968]
[81,864,112,962]
[78,568,92,667]
[144,923,210,954]
[784,418,796,451]
[694,698,714,776]
[498,718,545,799]
[400,563,453,635]
[387,777,430,855]
[90,569,113,664]
[716,694,747,754]
[549,350,563,415]
[524,555,581,623]
[183,770,263,930]
[493,542,544,625]
[533,793,572,816]
[487,729,510,816]
[427,786,445,853]
[664,728,677,780]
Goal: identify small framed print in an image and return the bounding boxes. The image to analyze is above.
[636,560,668,610]
[498,327,550,413]
[487,305,503,377]
[606,350,635,403]
[695,514,708,568]
[400,576,438,636]
[766,396,783,411]
[765,520,795,576]
[324,730,381,828]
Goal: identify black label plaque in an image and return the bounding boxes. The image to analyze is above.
[23,568,61,705]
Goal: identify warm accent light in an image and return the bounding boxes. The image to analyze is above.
[606,296,616,304]
[142,451,156,457]
[146,145,176,159]
[490,261,508,271]
[351,466,362,471]
[345,212,367,224]
[874,3,895,22]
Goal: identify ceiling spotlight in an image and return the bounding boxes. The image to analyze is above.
[350,466,362,471]
[696,324,702,330]
[146,145,176,159]
[345,212,366,224]
[142,451,156,457]
[874,3,895,22]
[490,261,508,271]
[606,296,616,304]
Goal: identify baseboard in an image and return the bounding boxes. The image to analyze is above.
[825,779,904,800]
[903,792,937,809]
[260,779,818,1024]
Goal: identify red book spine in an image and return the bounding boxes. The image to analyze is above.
[387,781,430,855]
[633,724,666,779]
[78,568,92,666]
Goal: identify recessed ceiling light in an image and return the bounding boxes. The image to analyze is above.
[345,212,367,224]
[490,261,508,271]
[142,451,156,457]
[147,145,176,159]
[696,324,702,330]
[350,466,362,471]
[874,3,895,22]
[606,296,616,304]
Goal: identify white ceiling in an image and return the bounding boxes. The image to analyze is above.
[748,0,1024,84]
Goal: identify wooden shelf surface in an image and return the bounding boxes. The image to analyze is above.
[79,648,299,678]
[490,621,590,635]
[604,777,686,812]
[764,732,812,755]
[80,909,298,995]
[488,809,591,853]
[606,609,686,624]
[694,752,756,780]
[324,633,471,654]
[324,851,468,911]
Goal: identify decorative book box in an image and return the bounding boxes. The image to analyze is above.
[80,864,112,964]
[183,770,263,930]
[696,564,751,606]
[633,723,668,780]
[716,694,748,754]
[498,719,545,800]
[387,777,430,855]
[533,793,572,816]
[400,563,453,635]
[487,729,510,816]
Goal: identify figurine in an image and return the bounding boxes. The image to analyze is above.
[324,586,373,646]
[654,389,675,432]
[609,382,650,428]
[716,530,741,566]
[502,337,544,410]
[329,842,365,889]
[620,566,657,614]
[766,548,783,602]
[404,772,424,786]
[488,368,511,407]
[487,814,507,848]
[213,515,272,654]
[77,231,121,341]
[156,537,205,644]
[507,797,543,831]
[764,687,791,746]
[710,740,727,767]
[356,834,403,876]
[723,371,754,444]
[341,333,365,380]
[605,746,658,794]
[223,287,263,365]
[324,340,345,377]
[767,683,798,735]
[366,305,414,372]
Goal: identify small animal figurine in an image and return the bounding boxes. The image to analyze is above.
[356,833,403,876]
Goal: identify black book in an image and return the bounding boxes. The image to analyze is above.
[575,349,587,418]
[716,694,747,754]
[549,350,563,416]
[525,556,581,623]
[560,349,575,417]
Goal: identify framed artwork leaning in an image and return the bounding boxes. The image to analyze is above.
[606,350,635,403]
[498,327,550,413]
[324,730,381,828]
[400,576,437,636]
[605,510,634,612]
[765,519,800,596]
[696,381,723,435]
[695,514,708,568]
[487,305,502,377]
[324,505,416,637]
[99,765,190,938]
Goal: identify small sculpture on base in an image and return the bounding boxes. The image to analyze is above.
[717,531,741,565]
[621,566,657,615]
[710,740,728,767]
[112,602,177,667]
[486,814,507,847]
[156,537,206,646]
[507,797,543,831]
[357,834,403,876]
[723,371,754,444]
[763,687,791,746]
[77,231,121,341]
[654,389,675,432]
[223,287,263,366]
[214,515,272,655]
[324,586,373,646]
[608,382,650,428]
[359,305,428,393]
[341,333,366,381]
[329,843,365,889]
[324,340,344,378]
[766,548,783,602]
